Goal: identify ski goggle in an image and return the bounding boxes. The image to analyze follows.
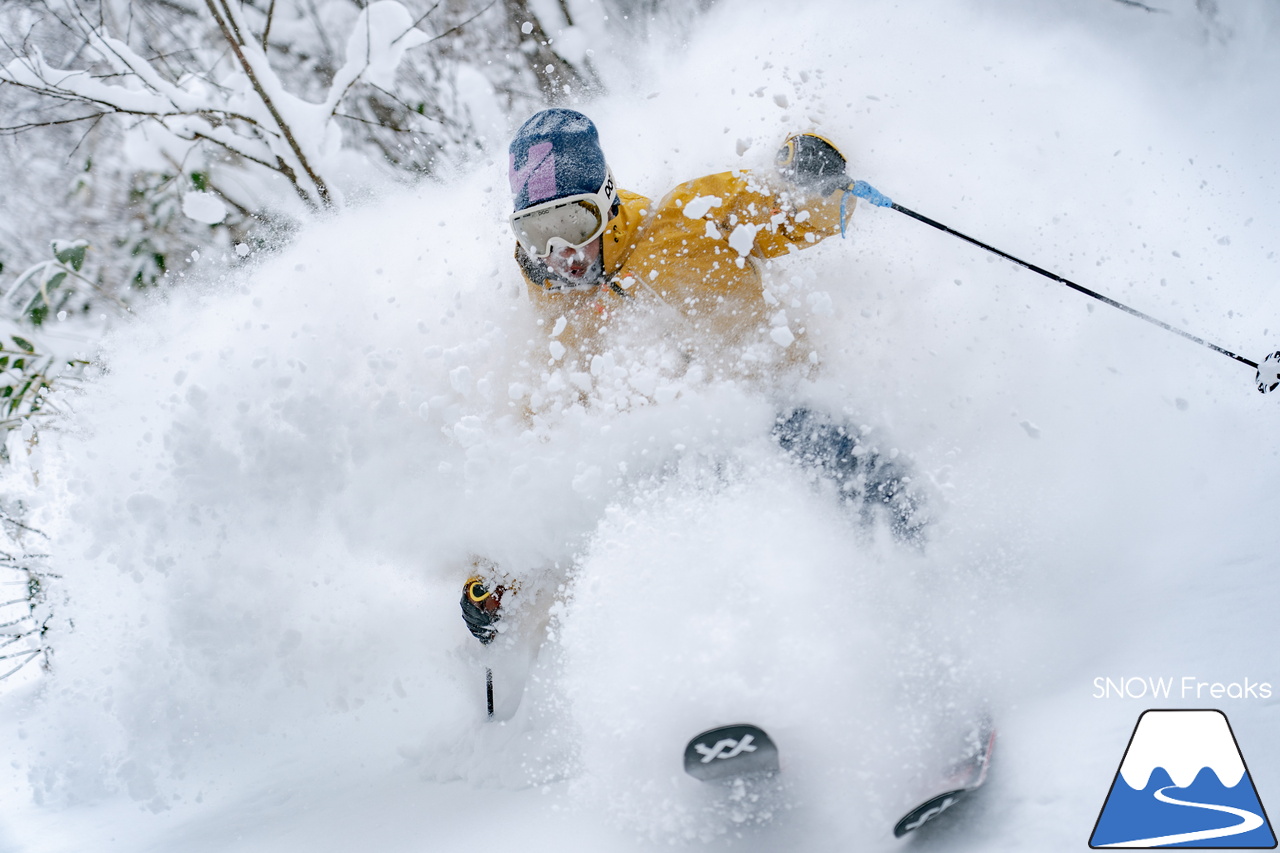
[509,171,617,258]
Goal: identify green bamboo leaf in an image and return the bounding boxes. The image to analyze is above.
[51,240,88,272]
[44,271,67,292]
[10,337,34,354]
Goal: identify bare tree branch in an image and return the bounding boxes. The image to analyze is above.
[0,112,109,134]
[261,0,276,50]
[393,0,444,46]
[429,0,500,46]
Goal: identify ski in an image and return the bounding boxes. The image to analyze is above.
[893,718,997,837]
[683,723,780,782]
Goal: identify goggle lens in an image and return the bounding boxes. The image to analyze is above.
[512,197,606,258]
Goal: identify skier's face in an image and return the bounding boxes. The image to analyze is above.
[544,238,601,285]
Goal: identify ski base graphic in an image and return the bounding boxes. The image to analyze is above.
[895,790,969,838]
[683,723,780,782]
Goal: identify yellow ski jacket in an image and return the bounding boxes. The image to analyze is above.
[516,169,852,365]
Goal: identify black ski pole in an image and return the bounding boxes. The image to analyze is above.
[844,181,1280,394]
[486,667,494,718]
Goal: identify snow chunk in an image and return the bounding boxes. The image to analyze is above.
[451,416,485,448]
[1019,420,1041,438]
[806,291,834,316]
[728,222,760,257]
[182,191,227,225]
[683,195,722,219]
[762,307,793,348]
[572,464,602,494]
[449,365,472,395]
[769,310,794,346]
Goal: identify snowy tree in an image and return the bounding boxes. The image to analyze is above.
[0,0,601,422]
[0,0,603,310]
[3,0,444,211]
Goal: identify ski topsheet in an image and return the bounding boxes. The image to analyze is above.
[683,723,780,782]
[893,718,997,837]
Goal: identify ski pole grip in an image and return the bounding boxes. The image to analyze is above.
[840,180,894,238]
[852,180,893,208]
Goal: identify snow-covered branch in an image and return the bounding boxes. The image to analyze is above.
[1,0,438,210]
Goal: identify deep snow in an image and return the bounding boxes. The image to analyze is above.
[2,0,1279,851]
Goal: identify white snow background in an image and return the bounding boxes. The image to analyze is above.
[2,0,1279,850]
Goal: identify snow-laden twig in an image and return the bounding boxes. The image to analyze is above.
[324,1,431,119]
[203,0,331,206]
[2,0,438,211]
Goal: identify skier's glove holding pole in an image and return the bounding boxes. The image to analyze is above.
[460,576,504,645]
[777,133,884,237]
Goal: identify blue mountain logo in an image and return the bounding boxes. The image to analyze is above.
[1091,709,1276,848]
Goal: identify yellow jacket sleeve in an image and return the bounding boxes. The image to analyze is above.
[613,170,851,344]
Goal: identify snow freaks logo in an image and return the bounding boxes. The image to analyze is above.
[1089,710,1277,848]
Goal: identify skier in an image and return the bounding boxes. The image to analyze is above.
[505,107,852,364]
[462,109,925,644]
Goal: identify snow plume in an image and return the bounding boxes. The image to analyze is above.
[8,178,515,811]
[556,446,994,843]
[0,161,996,845]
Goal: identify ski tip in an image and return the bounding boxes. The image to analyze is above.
[893,789,969,838]
[895,716,998,837]
[683,723,780,782]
